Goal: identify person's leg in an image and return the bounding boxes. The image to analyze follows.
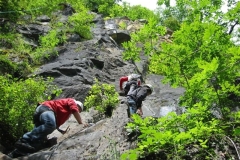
[129,105,137,115]
[127,98,137,116]
[23,111,56,142]
[16,111,56,151]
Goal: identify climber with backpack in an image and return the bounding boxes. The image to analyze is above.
[126,83,153,117]
[119,74,141,95]
[12,98,88,155]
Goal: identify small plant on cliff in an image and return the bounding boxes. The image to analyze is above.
[68,3,94,39]
[32,29,60,64]
[100,136,121,160]
[118,21,127,30]
[84,78,119,117]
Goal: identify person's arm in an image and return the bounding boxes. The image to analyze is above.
[73,111,88,127]
[136,107,143,116]
[136,101,143,116]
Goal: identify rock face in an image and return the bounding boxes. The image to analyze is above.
[1,12,185,160]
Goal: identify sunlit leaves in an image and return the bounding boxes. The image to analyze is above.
[122,103,223,159]
[122,17,166,61]
[68,7,94,39]
[122,1,240,158]
[0,75,61,141]
[109,2,158,20]
[84,79,119,114]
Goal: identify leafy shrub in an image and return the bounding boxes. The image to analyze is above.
[0,33,32,56]
[121,0,240,159]
[122,104,226,159]
[0,0,21,20]
[118,21,127,30]
[68,10,94,39]
[0,75,62,148]
[122,17,166,60]
[0,33,15,48]
[84,79,119,116]
[32,29,61,64]
[162,16,180,31]
[0,55,16,75]
[82,0,119,15]
[15,61,33,78]
[109,3,159,21]
[0,33,34,77]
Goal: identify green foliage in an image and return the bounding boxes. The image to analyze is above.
[32,29,60,64]
[155,0,238,32]
[0,32,31,52]
[109,2,159,21]
[0,75,62,145]
[84,79,119,115]
[15,61,33,77]
[82,0,119,16]
[0,0,55,20]
[122,104,225,159]
[118,21,127,30]
[68,9,94,39]
[0,0,21,20]
[162,16,180,31]
[0,33,35,78]
[0,55,17,75]
[122,0,240,159]
[122,17,166,61]
[123,5,157,21]
[0,33,12,48]
[149,20,240,110]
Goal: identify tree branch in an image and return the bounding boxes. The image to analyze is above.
[228,20,239,35]
[225,135,240,159]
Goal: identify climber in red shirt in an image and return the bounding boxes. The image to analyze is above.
[14,98,88,153]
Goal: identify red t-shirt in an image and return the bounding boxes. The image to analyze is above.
[42,98,79,127]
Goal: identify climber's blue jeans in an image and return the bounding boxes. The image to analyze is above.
[23,106,56,144]
[127,96,137,116]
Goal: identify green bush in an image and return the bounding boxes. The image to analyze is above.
[15,61,33,78]
[122,105,226,159]
[68,9,94,39]
[0,55,16,75]
[0,75,62,147]
[109,3,159,21]
[31,29,61,64]
[121,0,240,158]
[84,79,119,116]
[162,16,180,31]
[118,21,127,29]
[82,0,119,15]
[0,0,21,20]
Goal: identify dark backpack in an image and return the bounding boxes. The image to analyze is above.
[123,80,138,95]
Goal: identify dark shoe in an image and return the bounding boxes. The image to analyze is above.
[41,137,58,149]
[15,138,36,153]
[8,149,29,158]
